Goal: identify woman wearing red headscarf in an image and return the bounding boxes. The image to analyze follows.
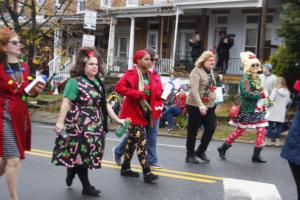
[115,50,159,183]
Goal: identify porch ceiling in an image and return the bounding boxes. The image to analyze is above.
[173,0,262,9]
[109,5,180,18]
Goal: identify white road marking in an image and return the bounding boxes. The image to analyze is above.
[223,178,282,200]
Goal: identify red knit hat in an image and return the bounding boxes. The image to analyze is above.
[133,50,148,64]
[293,80,300,92]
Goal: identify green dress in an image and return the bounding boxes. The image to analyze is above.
[52,76,107,169]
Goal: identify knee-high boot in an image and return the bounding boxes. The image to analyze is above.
[252,147,267,163]
[217,142,232,160]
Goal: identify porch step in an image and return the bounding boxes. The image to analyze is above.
[223,74,241,83]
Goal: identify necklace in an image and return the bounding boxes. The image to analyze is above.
[6,62,24,89]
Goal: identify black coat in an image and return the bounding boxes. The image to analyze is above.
[216,38,233,60]
[190,40,204,60]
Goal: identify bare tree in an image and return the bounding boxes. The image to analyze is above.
[0,0,75,72]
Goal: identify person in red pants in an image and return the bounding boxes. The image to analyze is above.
[217,51,268,163]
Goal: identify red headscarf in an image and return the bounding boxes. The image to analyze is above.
[133,50,148,64]
[294,80,300,93]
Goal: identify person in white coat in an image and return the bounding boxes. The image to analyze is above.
[265,77,291,146]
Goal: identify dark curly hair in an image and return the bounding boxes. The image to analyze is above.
[69,46,104,78]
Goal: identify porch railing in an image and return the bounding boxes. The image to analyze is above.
[112,57,128,73]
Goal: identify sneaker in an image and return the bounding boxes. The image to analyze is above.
[150,164,162,169]
[121,169,140,177]
[112,147,122,166]
[144,173,159,183]
[82,186,100,196]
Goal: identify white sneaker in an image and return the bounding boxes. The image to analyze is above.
[150,164,162,169]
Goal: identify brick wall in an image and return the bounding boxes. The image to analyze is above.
[111,0,126,7]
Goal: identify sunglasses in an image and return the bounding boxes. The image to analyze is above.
[251,63,260,67]
[9,40,22,45]
[151,59,158,62]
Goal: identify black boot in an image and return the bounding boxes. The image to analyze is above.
[121,163,139,177]
[185,155,200,164]
[76,166,100,196]
[217,142,232,160]
[196,151,210,162]
[252,147,267,163]
[143,167,159,183]
[66,167,76,187]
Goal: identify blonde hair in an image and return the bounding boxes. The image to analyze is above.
[240,51,261,74]
[276,77,288,89]
[194,51,216,68]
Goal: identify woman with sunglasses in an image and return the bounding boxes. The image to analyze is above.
[115,50,159,183]
[0,27,45,200]
[217,51,268,163]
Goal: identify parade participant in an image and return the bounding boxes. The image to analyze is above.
[113,48,163,169]
[265,77,291,146]
[115,50,159,183]
[260,63,277,96]
[0,27,45,200]
[281,80,300,200]
[217,51,268,163]
[185,51,217,164]
[52,46,125,197]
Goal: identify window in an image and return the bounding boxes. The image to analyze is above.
[77,0,85,13]
[127,0,138,6]
[246,15,274,24]
[245,28,257,53]
[147,31,158,49]
[115,37,128,58]
[216,16,228,25]
[101,0,111,7]
[176,30,194,60]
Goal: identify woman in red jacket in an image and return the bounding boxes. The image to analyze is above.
[0,27,44,200]
[115,50,159,183]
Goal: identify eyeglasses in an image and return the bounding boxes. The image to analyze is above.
[251,63,260,67]
[151,59,158,62]
[8,40,22,45]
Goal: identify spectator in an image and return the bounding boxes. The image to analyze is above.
[52,47,125,197]
[216,32,233,74]
[0,27,45,200]
[265,77,291,147]
[281,80,300,200]
[162,88,187,131]
[260,63,277,96]
[189,33,204,63]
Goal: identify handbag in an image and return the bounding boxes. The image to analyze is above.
[229,104,240,118]
[215,86,224,104]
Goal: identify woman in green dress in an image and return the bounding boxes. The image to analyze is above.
[52,46,125,197]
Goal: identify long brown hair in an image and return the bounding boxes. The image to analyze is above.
[69,46,104,78]
[0,27,18,63]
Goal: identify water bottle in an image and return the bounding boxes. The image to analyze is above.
[115,118,131,137]
[24,75,47,95]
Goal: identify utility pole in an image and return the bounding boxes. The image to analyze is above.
[258,0,268,61]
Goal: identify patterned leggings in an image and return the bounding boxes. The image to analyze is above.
[225,127,266,147]
[123,126,149,170]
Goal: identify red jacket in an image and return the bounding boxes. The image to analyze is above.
[0,62,31,160]
[152,70,163,120]
[115,67,161,126]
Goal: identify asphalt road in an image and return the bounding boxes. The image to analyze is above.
[0,123,297,200]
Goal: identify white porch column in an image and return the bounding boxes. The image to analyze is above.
[53,28,63,66]
[171,7,181,73]
[106,17,117,74]
[128,17,135,69]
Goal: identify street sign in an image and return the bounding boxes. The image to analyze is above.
[83,10,97,30]
[82,34,95,47]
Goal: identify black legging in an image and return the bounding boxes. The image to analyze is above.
[289,161,300,200]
